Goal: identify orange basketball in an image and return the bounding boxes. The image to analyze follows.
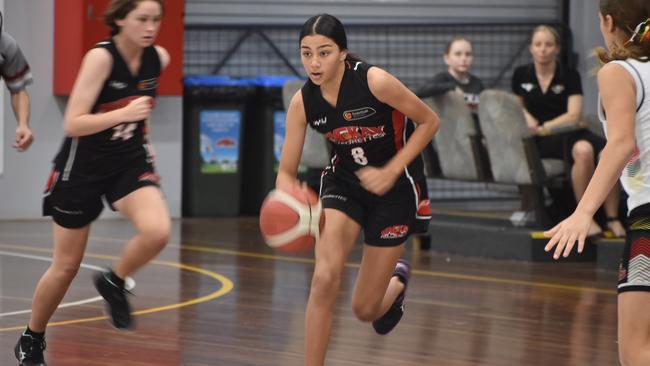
[259,186,325,252]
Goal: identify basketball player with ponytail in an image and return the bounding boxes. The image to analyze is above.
[277,13,439,366]
[14,1,170,365]
[544,1,650,364]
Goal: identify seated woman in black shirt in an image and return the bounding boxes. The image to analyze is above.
[512,25,624,237]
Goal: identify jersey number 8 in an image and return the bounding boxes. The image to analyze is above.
[351,147,368,165]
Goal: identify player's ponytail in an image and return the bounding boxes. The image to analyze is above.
[596,0,650,63]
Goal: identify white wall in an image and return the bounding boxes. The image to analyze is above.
[0,0,182,220]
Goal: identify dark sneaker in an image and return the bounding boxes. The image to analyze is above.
[14,334,47,366]
[93,270,133,330]
[372,259,411,335]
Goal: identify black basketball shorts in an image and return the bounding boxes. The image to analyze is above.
[319,172,418,247]
[43,159,160,229]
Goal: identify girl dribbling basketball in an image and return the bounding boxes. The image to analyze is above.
[276,14,439,366]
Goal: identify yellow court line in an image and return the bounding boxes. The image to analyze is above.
[171,244,617,295]
[530,231,549,240]
[429,208,512,220]
[530,231,622,240]
[0,244,233,332]
[0,238,616,310]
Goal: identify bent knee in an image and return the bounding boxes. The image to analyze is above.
[140,220,171,248]
[352,301,381,322]
[572,141,595,162]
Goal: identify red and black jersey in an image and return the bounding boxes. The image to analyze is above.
[301,61,424,185]
[52,38,160,186]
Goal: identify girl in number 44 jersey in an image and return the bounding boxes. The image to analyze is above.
[15,1,170,365]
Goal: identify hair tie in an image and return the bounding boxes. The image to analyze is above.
[626,18,650,45]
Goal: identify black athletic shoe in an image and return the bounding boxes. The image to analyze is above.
[14,334,47,366]
[94,270,133,330]
[372,259,411,335]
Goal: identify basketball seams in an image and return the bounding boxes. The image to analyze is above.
[260,188,323,251]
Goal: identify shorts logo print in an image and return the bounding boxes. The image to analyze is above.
[380,225,409,239]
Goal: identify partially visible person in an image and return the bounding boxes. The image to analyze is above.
[14,1,170,365]
[417,36,489,180]
[417,36,485,117]
[1,22,34,152]
[512,25,625,237]
[544,1,650,364]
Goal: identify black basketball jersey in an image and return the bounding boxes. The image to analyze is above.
[52,38,160,186]
[301,61,424,185]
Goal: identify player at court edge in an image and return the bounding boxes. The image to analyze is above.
[14,1,170,365]
[544,0,650,364]
[276,13,439,366]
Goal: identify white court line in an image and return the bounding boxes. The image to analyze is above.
[0,250,134,317]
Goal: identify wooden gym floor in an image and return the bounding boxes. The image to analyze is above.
[0,218,619,365]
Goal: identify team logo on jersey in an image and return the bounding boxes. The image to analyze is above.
[551,84,565,94]
[108,80,128,90]
[463,94,480,111]
[380,225,409,239]
[520,83,535,92]
[325,125,386,145]
[137,77,158,91]
[312,117,327,126]
[342,107,376,121]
